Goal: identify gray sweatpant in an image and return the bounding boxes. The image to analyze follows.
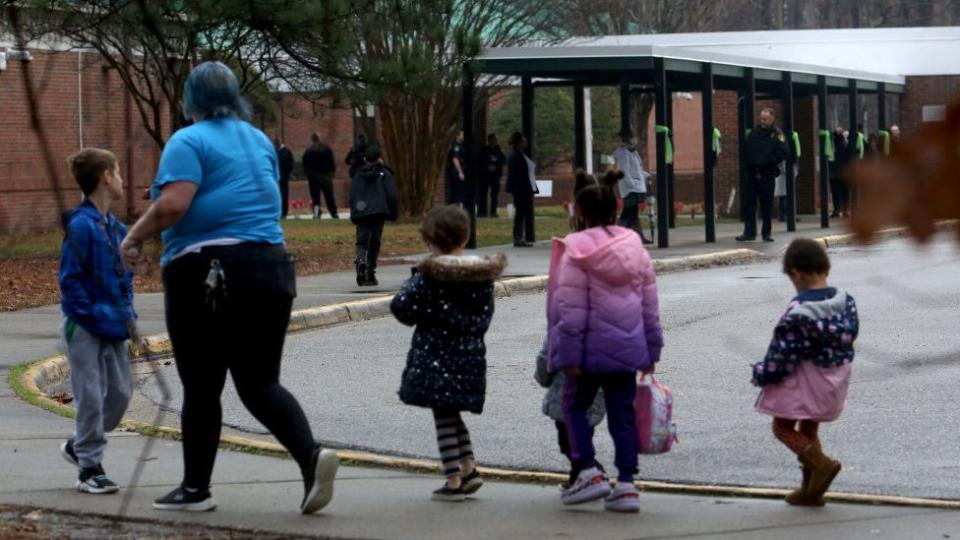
[60,317,132,469]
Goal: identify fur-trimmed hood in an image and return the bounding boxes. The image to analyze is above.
[417,253,507,282]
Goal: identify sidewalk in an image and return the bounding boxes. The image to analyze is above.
[5,216,950,539]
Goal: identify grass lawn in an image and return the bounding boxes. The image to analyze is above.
[0,207,572,311]
[0,205,736,311]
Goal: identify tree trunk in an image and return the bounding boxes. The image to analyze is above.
[378,93,450,218]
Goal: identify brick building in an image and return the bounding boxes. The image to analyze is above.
[3,27,959,234]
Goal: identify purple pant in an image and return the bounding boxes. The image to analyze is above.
[562,372,638,482]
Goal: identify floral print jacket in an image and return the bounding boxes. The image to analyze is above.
[752,288,859,386]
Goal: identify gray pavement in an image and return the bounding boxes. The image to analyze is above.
[0,217,846,368]
[141,236,960,501]
[5,218,959,538]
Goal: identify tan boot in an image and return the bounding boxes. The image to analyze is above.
[799,442,841,502]
[784,461,825,506]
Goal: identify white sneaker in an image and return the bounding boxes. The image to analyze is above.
[561,467,611,505]
[604,482,640,513]
[301,448,338,514]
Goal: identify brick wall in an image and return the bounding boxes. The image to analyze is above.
[900,75,960,135]
[0,49,164,233]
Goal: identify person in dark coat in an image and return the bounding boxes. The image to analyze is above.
[445,131,466,206]
[829,126,850,218]
[345,133,369,179]
[391,205,507,502]
[477,134,506,217]
[274,137,294,219]
[505,131,536,247]
[349,145,398,287]
[302,133,338,219]
[738,108,789,243]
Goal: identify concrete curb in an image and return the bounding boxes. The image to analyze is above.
[780,220,959,255]
[14,356,960,510]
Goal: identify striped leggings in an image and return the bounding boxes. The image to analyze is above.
[433,409,474,477]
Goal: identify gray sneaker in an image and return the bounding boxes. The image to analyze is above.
[603,482,640,513]
[561,467,611,505]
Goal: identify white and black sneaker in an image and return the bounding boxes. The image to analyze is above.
[76,465,119,494]
[153,485,217,512]
[301,448,339,514]
[60,438,79,467]
[431,484,466,502]
[461,468,483,496]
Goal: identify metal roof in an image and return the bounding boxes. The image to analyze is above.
[477,26,960,85]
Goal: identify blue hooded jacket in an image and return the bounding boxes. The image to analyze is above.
[59,200,136,341]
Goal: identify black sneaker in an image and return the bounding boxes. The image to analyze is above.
[60,438,78,467]
[153,485,217,512]
[77,465,119,494]
[735,235,756,242]
[461,469,483,495]
[365,271,379,287]
[301,448,339,514]
[763,236,775,242]
[356,261,368,287]
[431,484,465,502]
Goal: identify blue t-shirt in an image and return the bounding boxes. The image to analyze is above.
[152,118,284,266]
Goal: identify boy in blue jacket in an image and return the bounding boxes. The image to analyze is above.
[59,148,136,494]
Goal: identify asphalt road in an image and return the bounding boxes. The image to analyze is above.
[142,237,960,499]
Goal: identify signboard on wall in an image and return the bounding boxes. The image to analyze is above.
[922,105,947,122]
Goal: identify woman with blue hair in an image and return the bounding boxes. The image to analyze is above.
[122,61,337,514]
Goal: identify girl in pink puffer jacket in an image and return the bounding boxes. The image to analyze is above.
[547,182,664,513]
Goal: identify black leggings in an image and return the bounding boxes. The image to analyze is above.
[163,243,316,490]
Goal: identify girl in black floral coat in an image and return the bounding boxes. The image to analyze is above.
[391,205,506,502]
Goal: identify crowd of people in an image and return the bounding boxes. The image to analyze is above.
[57,61,861,518]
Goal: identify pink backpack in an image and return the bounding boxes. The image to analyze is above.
[634,375,678,454]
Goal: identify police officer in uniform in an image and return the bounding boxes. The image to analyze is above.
[738,107,789,242]
[445,130,466,206]
[477,133,506,217]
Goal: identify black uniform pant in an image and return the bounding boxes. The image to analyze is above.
[512,192,535,244]
[163,243,316,490]
[278,179,290,218]
[478,175,501,217]
[307,173,338,218]
[355,217,385,272]
[446,174,465,206]
[742,172,776,239]
[829,175,849,214]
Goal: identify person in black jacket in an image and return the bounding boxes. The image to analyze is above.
[345,133,368,179]
[738,108,790,242]
[350,145,398,287]
[274,137,294,219]
[477,134,506,217]
[830,126,850,218]
[445,131,466,206]
[302,133,338,219]
[391,205,507,502]
[505,131,535,247]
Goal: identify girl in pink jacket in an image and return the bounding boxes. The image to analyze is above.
[547,182,664,513]
[752,239,859,506]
